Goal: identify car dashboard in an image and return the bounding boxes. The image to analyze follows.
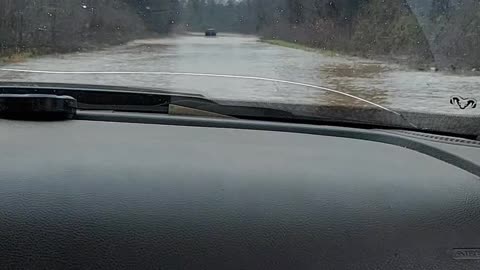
[1,112,480,269]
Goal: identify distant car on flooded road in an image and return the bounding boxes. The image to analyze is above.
[205,28,217,37]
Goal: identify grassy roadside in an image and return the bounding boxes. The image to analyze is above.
[260,38,439,71]
[0,31,163,65]
[260,39,339,57]
[0,50,39,64]
[0,46,72,64]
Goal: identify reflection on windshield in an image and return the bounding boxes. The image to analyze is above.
[0,0,479,117]
[0,67,398,113]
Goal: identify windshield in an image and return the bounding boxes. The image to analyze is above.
[0,0,479,123]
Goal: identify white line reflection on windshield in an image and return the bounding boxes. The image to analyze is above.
[1,68,396,111]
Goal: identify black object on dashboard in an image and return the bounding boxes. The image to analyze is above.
[0,94,77,120]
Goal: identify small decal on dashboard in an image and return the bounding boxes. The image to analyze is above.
[452,249,480,260]
[450,96,477,109]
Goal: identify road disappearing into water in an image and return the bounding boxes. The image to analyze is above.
[1,32,480,115]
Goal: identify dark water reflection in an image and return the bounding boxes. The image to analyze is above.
[319,63,390,107]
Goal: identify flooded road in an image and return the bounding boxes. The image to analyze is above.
[1,32,479,115]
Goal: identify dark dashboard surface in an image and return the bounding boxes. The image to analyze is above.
[1,118,480,269]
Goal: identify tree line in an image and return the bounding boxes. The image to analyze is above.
[181,0,480,69]
[1,0,479,68]
[0,0,179,55]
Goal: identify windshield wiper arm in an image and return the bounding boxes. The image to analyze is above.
[1,82,475,137]
[0,83,296,120]
[0,68,419,129]
[0,83,404,129]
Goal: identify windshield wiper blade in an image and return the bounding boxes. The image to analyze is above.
[0,83,296,120]
[0,83,402,129]
[0,68,419,129]
[0,83,420,137]
[1,69,396,110]
[0,82,201,115]
[0,81,202,98]
[1,82,477,137]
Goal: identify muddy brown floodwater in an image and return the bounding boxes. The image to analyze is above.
[1,32,479,115]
